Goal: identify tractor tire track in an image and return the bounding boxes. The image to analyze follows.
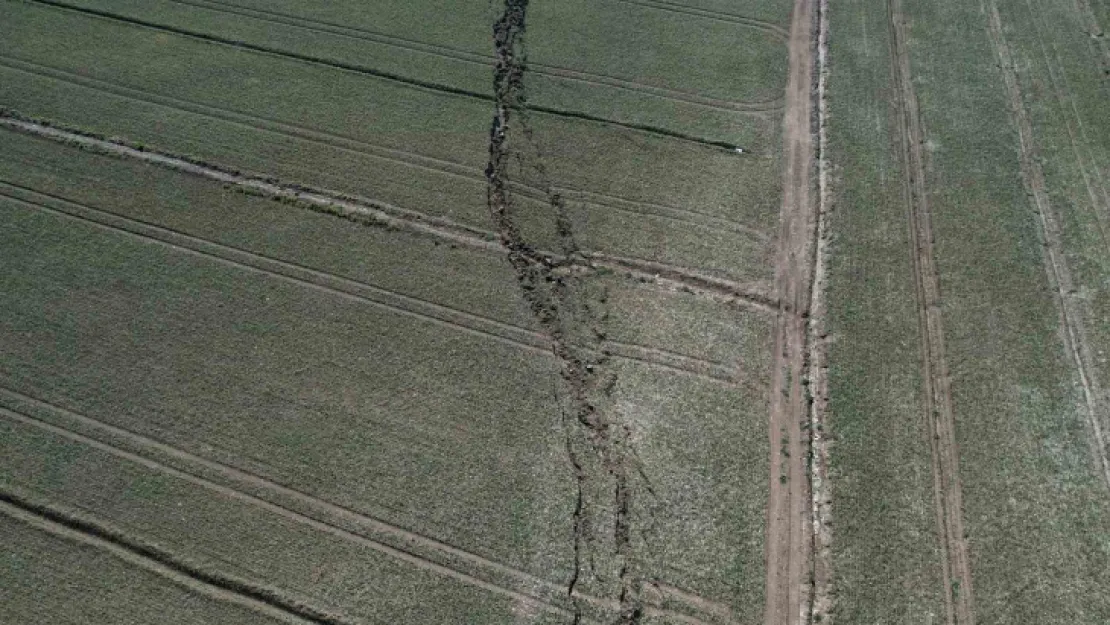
[0,383,725,624]
[0,55,767,240]
[887,1,975,623]
[0,181,744,386]
[985,1,1110,489]
[167,0,784,114]
[0,113,776,313]
[763,0,817,623]
[1018,0,1110,254]
[21,0,740,149]
[613,0,791,39]
[0,487,362,625]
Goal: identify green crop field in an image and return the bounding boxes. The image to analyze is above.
[1,0,1108,623]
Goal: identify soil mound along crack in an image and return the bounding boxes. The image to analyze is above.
[485,1,658,623]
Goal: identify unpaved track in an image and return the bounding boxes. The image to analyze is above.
[763,0,817,623]
[984,2,1110,491]
[807,0,834,620]
[886,1,975,623]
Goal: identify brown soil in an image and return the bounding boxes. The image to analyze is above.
[763,0,817,623]
[887,1,975,623]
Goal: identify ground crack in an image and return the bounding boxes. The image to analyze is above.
[486,2,651,623]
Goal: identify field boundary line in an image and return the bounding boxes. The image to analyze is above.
[0,487,362,625]
[21,0,740,150]
[763,0,817,623]
[614,0,791,39]
[0,388,725,625]
[1017,0,1110,254]
[0,180,747,385]
[167,0,783,114]
[806,0,835,620]
[0,113,776,314]
[985,2,1110,489]
[887,1,976,623]
[0,55,768,240]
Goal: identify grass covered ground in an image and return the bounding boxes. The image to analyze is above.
[827,0,1110,621]
[0,111,771,621]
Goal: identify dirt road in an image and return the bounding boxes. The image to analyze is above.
[763,0,818,623]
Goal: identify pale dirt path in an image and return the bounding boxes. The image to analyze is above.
[763,0,817,623]
[984,1,1110,491]
[807,0,834,620]
[886,1,975,623]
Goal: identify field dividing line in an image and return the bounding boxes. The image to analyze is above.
[0,54,765,239]
[763,0,817,623]
[168,0,782,114]
[0,180,744,386]
[0,389,725,625]
[0,487,363,625]
[21,0,741,150]
[887,1,975,623]
[985,1,1110,490]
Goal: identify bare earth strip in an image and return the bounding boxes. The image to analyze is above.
[887,1,975,623]
[984,2,1110,490]
[763,0,817,623]
[806,0,834,620]
[0,115,775,314]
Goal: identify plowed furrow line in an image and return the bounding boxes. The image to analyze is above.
[22,0,738,149]
[614,0,791,39]
[763,0,816,623]
[0,388,725,625]
[0,487,361,625]
[0,55,767,240]
[168,0,781,114]
[0,181,743,385]
[0,114,775,312]
[986,2,1110,490]
[887,1,975,623]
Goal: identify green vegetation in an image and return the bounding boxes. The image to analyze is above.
[994,0,1110,405]
[0,115,771,620]
[823,0,946,619]
[827,0,1110,620]
[0,512,289,625]
[0,1,781,282]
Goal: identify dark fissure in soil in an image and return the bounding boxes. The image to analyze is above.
[485,2,651,623]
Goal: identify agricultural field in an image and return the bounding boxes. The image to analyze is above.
[0,0,1107,624]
